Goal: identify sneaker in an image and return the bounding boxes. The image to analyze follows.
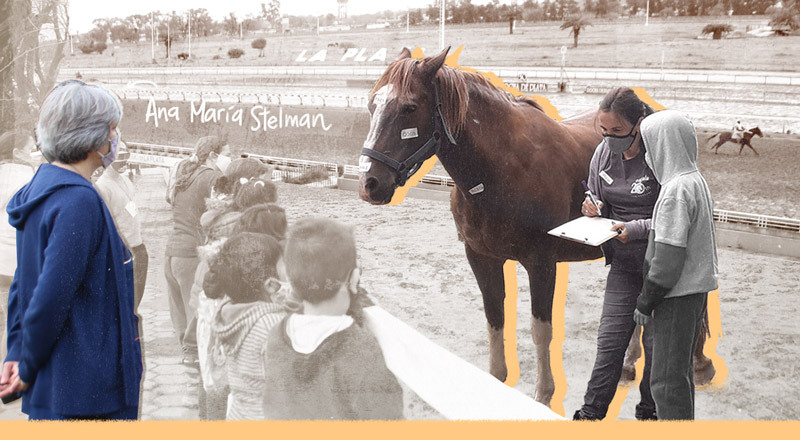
[181,354,200,368]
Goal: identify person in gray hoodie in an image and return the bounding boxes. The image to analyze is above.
[633,109,719,420]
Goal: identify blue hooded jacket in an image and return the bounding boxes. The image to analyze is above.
[5,164,142,417]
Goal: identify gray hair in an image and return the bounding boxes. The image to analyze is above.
[36,80,122,164]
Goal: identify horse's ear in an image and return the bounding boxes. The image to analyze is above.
[419,46,450,80]
[395,47,412,61]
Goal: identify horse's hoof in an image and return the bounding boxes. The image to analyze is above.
[489,365,508,383]
[620,365,636,384]
[694,360,716,386]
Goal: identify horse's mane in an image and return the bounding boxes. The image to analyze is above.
[371,58,544,138]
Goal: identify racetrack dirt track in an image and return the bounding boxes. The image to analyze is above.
[138,175,800,420]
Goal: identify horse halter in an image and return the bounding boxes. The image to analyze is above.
[360,77,457,187]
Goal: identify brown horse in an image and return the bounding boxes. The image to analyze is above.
[358,48,715,406]
[358,47,604,405]
[706,127,763,156]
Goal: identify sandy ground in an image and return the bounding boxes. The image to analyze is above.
[5,170,796,421]
[245,180,800,420]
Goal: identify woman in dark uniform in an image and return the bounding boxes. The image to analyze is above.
[573,88,660,421]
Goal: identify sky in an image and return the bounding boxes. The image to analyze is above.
[69,0,523,33]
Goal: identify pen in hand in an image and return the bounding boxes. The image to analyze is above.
[581,180,602,217]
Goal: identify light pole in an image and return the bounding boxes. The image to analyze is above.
[187,11,191,58]
[150,12,155,63]
[439,0,445,50]
[646,0,650,26]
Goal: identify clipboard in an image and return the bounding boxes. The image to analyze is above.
[547,216,620,246]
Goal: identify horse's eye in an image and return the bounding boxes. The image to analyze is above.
[402,104,417,114]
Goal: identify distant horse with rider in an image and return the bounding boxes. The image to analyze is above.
[706,126,763,156]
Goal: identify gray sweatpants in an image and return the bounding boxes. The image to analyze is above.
[650,291,707,420]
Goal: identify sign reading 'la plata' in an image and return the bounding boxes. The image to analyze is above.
[296,48,388,63]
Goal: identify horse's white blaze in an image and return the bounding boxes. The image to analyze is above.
[362,85,395,158]
[359,155,372,172]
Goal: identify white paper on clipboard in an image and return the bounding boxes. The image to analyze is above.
[547,216,621,246]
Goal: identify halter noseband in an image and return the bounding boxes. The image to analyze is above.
[360,77,457,187]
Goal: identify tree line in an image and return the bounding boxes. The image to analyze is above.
[83,0,789,47]
[424,0,780,23]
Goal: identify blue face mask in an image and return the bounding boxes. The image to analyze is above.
[100,130,119,168]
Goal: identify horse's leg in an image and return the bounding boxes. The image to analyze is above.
[746,141,760,156]
[693,307,716,386]
[738,141,745,155]
[620,325,642,383]
[522,257,558,406]
[465,244,508,382]
[713,139,724,154]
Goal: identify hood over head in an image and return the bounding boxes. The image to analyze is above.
[214,298,283,355]
[640,109,699,184]
[7,164,93,230]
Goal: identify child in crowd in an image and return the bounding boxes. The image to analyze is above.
[633,110,718,420]
[233,203,287,242]
[262,217,403,420]
[205,232,286,420]
[194,176,279,419]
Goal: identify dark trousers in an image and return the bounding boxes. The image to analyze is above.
[581,243,655,420]
[132,243,149,313]
[650,292,707,420]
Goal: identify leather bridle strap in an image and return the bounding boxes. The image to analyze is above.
[360,76,455,187]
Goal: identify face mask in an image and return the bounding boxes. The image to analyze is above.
[216,153,231,173]
[604,131,637,154]
[99,131,119,168]
[603,119,641,154]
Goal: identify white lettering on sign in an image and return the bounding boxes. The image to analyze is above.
[307,49,327,62]
[368,48,387,62]
[401,128,418,140]
[288,48,388,63]
[509,82,549,93]
[340,48,359,62]
[128,152,181,167]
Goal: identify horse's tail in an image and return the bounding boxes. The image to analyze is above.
[705,132,719,143]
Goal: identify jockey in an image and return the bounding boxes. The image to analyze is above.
[732,120,746,142]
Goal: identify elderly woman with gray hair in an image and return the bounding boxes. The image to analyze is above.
[0,80,142,420]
